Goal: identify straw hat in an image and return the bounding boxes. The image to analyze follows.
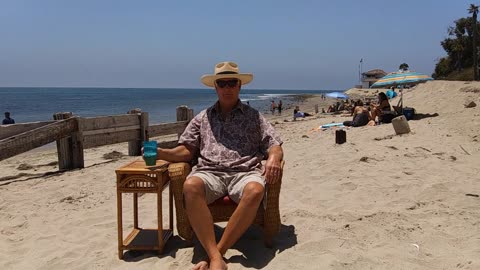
[201,61,253,87]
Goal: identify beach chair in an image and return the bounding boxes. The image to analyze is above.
[380,96,404,123]
[168,160,284,247]
[392,95,403,115]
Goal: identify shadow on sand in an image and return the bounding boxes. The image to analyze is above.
[188,224,298,269]
[226,224,297,268]
[120,234,192,262]
[412,112,439,120]
[121,223,298,267]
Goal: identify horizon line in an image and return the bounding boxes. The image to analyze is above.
[0,86,345,91]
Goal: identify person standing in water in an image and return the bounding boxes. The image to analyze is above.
[271,100,276,115]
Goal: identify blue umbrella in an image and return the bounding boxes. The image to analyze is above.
[326,92,349,99]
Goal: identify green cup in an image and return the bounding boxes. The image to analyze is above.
[143,141,157,166]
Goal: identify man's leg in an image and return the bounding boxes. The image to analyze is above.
[183,176,226,270]
[217,182,265,255]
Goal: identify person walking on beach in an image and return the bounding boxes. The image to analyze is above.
[277,100,283,115]
[146,61,283,270]
[271,100,276,115]
[2,112,15,125]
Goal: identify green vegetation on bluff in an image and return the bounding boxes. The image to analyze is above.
[434,4,479,81]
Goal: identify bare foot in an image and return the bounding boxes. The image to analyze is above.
[209,257,227,270]
[192,261,209,270]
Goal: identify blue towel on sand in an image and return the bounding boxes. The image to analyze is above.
[321,122,344,129]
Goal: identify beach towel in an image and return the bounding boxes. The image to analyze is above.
[320,122,344,129]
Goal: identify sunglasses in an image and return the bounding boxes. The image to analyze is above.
[215,79,239,88]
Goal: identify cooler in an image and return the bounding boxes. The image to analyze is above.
[403,107,415,120]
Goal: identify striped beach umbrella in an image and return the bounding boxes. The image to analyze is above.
[371,71,433,88]
[371,71,433,116]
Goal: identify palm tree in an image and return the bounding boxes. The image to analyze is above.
[468,4,479,80]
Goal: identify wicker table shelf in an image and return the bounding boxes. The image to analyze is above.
[115,159,172,259]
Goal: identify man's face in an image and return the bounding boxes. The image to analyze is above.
[215,78,240,103]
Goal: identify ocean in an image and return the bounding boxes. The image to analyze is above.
[0,87,338,124]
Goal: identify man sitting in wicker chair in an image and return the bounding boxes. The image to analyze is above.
[148,61,283,270]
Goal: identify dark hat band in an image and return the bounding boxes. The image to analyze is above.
[216,71,238,75]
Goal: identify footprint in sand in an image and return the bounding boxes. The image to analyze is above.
[289,209,318,219]
[297,238,346,254]
[340,182,357,191]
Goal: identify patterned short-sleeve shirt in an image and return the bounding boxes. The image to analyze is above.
[178,101,283,172]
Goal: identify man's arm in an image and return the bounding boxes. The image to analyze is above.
[156,144,195,163]
[267,145,283,163]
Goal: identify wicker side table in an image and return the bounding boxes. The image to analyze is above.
[115,159,172,259]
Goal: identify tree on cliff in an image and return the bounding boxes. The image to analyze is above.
[433,4,480,80]
[399,63,409,71]
[468,4,479,80]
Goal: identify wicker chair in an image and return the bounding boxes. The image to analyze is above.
[168,161,284,247]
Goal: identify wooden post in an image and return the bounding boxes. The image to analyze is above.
[71,117,85,169]
[127,108,142,156]
[140,112,149,142]
[176,106,193,139]
[315,105,319,114]
[53,112,74,170]
[188,108,194,121]
[176,106,190,121]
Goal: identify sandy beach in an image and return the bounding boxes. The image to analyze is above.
[1,80,479,270]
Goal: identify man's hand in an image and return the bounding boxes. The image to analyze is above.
[263,158,282,184]
[262,145,283,184]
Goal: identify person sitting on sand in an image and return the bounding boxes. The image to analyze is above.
[343,105,370,127]
[370,92,392,123]
[327,103,337,113]
[351,99,363,115]
[145,61,284,270]
[337,100,345,111]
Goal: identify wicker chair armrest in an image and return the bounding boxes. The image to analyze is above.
[265,160,284,209]
[263,160,284,244]
[167,162,193,240]
[168,162,191,179]
[168,162,191,193]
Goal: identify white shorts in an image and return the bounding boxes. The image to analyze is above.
[187,170,265,204]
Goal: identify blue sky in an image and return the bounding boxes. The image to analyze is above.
[0,0,476,90]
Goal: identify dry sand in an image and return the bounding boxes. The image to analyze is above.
[0,80,479,270]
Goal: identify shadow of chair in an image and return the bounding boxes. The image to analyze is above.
[168,161,284,248]
[188,224,297,268]
[412,112,439,120]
